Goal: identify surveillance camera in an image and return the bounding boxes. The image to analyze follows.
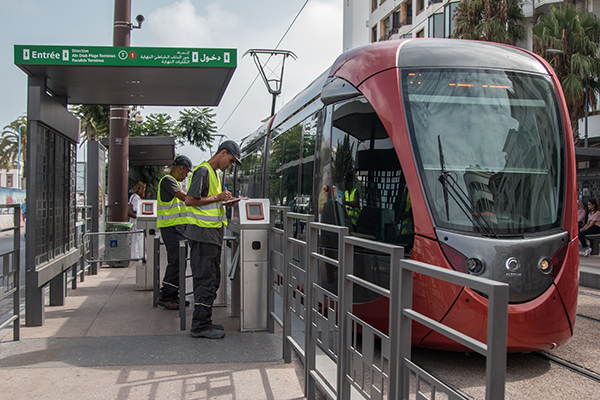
[134,113,144,125]
[136,14,145,24]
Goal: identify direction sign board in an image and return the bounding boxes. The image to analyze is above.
[15,45,236,68]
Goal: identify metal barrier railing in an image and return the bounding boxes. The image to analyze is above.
[399,259,508,400]
[282,211,314,363]
[269,207,509,400]
[0,204,21,341]
[83,230,145,264]
[305,222,348,399]
[178,239,191,330]
[152,235,160,308]
[340,236,404,400]
[268,206,289,334]
[68,205,93,290]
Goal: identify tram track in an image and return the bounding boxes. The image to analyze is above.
[535,352,600,384]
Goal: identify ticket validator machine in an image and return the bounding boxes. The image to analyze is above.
[136,200,158,290]
[228,198,270,331]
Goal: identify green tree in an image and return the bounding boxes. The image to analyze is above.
[69,105,218,198]
[176,107,217,151]
[71,104,110,143]
[533,4,600,143]
[0,116,27,180]
[453,0,526,45]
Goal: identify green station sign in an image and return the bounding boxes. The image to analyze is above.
[15,45,236,68]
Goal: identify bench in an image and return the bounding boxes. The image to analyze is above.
[587,234,600,255]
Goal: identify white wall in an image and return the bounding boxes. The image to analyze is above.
[344,0,371,50]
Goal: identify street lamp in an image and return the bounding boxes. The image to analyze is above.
[547,48,589,147]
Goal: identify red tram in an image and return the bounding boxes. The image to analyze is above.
[228,39,579,352]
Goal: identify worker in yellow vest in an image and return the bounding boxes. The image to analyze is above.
[185,140,241,339]
[156,155,193,309]
[344,171,360,230]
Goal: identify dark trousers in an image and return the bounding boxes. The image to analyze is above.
[189,240,221,332]
[159,225,187,301]
[579,225,600,248]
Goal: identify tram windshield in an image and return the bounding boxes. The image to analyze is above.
[402,69,564,235]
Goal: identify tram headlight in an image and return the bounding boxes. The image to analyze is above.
[466,258,485,275]
[538,258,553,275]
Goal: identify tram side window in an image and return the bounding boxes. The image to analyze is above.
[268,131,285,206]
[238,137,265,198]
[282,125,302,210]
[300,113,318,215]
[329,97,413,251]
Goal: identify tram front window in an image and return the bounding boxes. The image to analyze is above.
[402,69,564,235]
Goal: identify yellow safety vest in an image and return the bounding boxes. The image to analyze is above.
[187,162,227,228]
[345,188,359,225]
[157,174,188,228]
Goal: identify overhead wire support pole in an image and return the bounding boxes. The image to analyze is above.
[243,49,297,117]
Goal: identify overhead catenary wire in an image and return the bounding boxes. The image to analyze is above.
[219,0,310,132]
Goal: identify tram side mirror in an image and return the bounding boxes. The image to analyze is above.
[321,77,362,105]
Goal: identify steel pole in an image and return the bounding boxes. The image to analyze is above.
[107,0,131,221]
[270,93,277,117]
[585,76,589,148]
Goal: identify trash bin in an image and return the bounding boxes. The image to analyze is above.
[105,221,133,267]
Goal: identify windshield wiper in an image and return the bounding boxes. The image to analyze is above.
[437,136,498,239]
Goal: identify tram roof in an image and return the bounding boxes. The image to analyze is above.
[331,39,549,88]
[14,45,236,106]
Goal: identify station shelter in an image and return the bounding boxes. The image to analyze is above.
[14,44,236,326]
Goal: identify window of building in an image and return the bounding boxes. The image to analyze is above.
[372,25,378,42]
[445,2,459,38]
[416,28,425,38]
[406,1,413,25]
[416,0,424,15]
[6,174,13,188]
[381,16,390,39]
[429,13,444,38]
[372,0,378,12]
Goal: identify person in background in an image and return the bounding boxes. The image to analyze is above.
[129,182,146,260]
[579,198,600,257]
[343,171,360,230]
[185,140,241,339]
[578,198,587,231]
[157,155,193,310]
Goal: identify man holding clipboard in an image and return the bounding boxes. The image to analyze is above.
[184,140,242,339]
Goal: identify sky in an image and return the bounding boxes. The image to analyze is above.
[0,0,343,163]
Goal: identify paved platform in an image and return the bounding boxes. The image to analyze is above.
[579,247,600,288]
[0,265,306,400]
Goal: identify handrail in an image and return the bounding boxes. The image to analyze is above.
[399,259,508,400]
[0,204,21,341]
[268,207,509,400]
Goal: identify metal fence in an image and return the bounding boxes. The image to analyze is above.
[269,206,509,400]
[83,230,145,264]
[0,204,21,341]
[67,205,93,290]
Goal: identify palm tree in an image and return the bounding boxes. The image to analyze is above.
[70,104,110,143]
[0,116,27,182]
[533,4,600,144]
[453,0,526,45]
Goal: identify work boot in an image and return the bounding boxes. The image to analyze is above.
[157,299,178,310]
[190,328,225,339]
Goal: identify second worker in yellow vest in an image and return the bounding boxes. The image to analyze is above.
[185,140,242,339]
[156,155,192,310]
